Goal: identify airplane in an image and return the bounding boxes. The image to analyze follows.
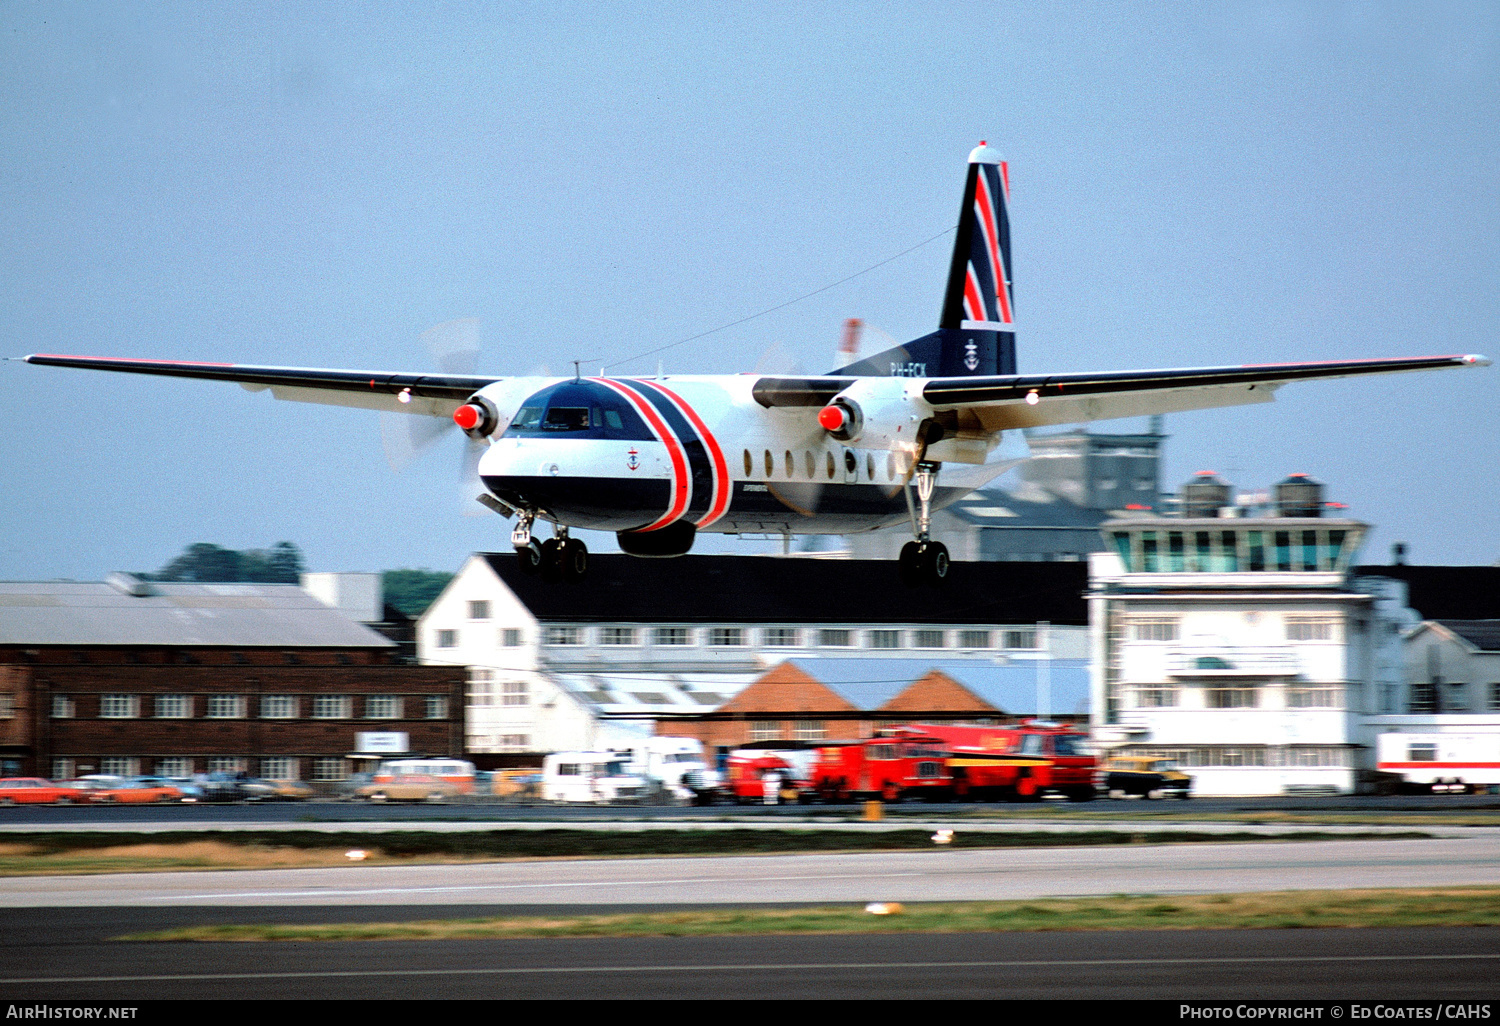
[24,142,1489,586]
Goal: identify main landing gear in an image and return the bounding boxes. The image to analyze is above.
[899,460,949,587]
[513,512,588,581]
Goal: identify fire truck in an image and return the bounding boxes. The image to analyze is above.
[887,721,1099,801]
[724,747,818,803]
[808,735,958,803]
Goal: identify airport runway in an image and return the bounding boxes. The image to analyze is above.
[0,915,1496,1000]
[3,835,1498,907]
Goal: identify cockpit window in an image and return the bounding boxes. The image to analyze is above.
[501,381,654,441]
[511,406,544,430]
[543,407,591,431]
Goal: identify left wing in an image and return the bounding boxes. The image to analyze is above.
[755,353,1488,430]
[24,353,502,416]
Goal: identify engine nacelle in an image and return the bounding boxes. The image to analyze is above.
[453,398,499,437]
[617,521,696,558]
[817,378,926,452]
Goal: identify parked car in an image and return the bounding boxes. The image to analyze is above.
[135,776,203,803]
[356,776,463,803]
[0,777,81,805]
[90,779,184,804]
[238,778,316,801]
[1101,756,1192,799]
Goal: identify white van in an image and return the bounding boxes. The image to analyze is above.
[610,737,716,799]
[541,752,646,803]
[373,758,477,793]
[1377,732,1500,793]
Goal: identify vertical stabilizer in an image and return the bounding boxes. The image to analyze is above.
[831,142,1016,377]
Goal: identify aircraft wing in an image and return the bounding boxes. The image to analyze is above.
[755,354,1488,431]
[23,353,501,416]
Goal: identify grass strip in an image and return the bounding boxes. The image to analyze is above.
[0,827,1434,876]
[117,886,1500,942]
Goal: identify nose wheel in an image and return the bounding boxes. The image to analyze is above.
[515,516,589,581]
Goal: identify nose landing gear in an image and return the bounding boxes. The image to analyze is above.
[513,513,588,581]
[899,460,949,586]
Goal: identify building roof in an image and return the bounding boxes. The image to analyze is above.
[552,670,760,716]
[1356,566,1500,620]
[943,487,1112,530]
[787,657,1091,716]
[0,579,396,648]
[1432,620,1500,652]
[482,554,1088,626]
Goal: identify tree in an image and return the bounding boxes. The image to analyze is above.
[149,541,305,584]
[381,569,454,618]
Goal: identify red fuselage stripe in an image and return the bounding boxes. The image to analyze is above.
[596,379,689,531]
[646,381,731,527]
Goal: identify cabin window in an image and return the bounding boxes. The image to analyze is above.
[743,450,752,476]
[1408,742,1437,762]
[764,450,773,477]
[866,453,875,480]
[805,451,815,478]
[785,451,793,477]
[825,451,835,480]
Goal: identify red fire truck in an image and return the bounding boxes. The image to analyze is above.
[887,721,1099,801]
[724,748,817,803]
[808,735,975,803]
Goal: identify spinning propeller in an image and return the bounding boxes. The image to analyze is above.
[379,317,491,513]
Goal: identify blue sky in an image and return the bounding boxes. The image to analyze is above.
[2,1,1496,579]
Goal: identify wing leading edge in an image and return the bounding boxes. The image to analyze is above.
[24,353,502,416]
[755,354,1488,430]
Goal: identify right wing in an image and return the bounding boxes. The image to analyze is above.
[24,353,503,417]
[753,353,1488,430]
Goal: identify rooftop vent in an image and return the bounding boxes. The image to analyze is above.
[1275,473,1325,518]
[1180,471,1232,518]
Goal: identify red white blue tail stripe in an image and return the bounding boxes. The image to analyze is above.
[957,142,1013,331]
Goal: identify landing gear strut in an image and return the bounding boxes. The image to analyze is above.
[512,511,543,575]
[899,460,949,587]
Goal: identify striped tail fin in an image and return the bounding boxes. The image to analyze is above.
[832,142,1016,377]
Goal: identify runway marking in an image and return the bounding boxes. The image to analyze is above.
[6,952,1500,985]
[145,870,940,901]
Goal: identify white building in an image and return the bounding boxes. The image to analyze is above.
[1088,493,1414,795]
[417,553,1090,756]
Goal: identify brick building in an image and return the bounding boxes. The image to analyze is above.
[0,575,465,781]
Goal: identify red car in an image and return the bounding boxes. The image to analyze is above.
[0,778,82,805]
[89,779,184,804]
